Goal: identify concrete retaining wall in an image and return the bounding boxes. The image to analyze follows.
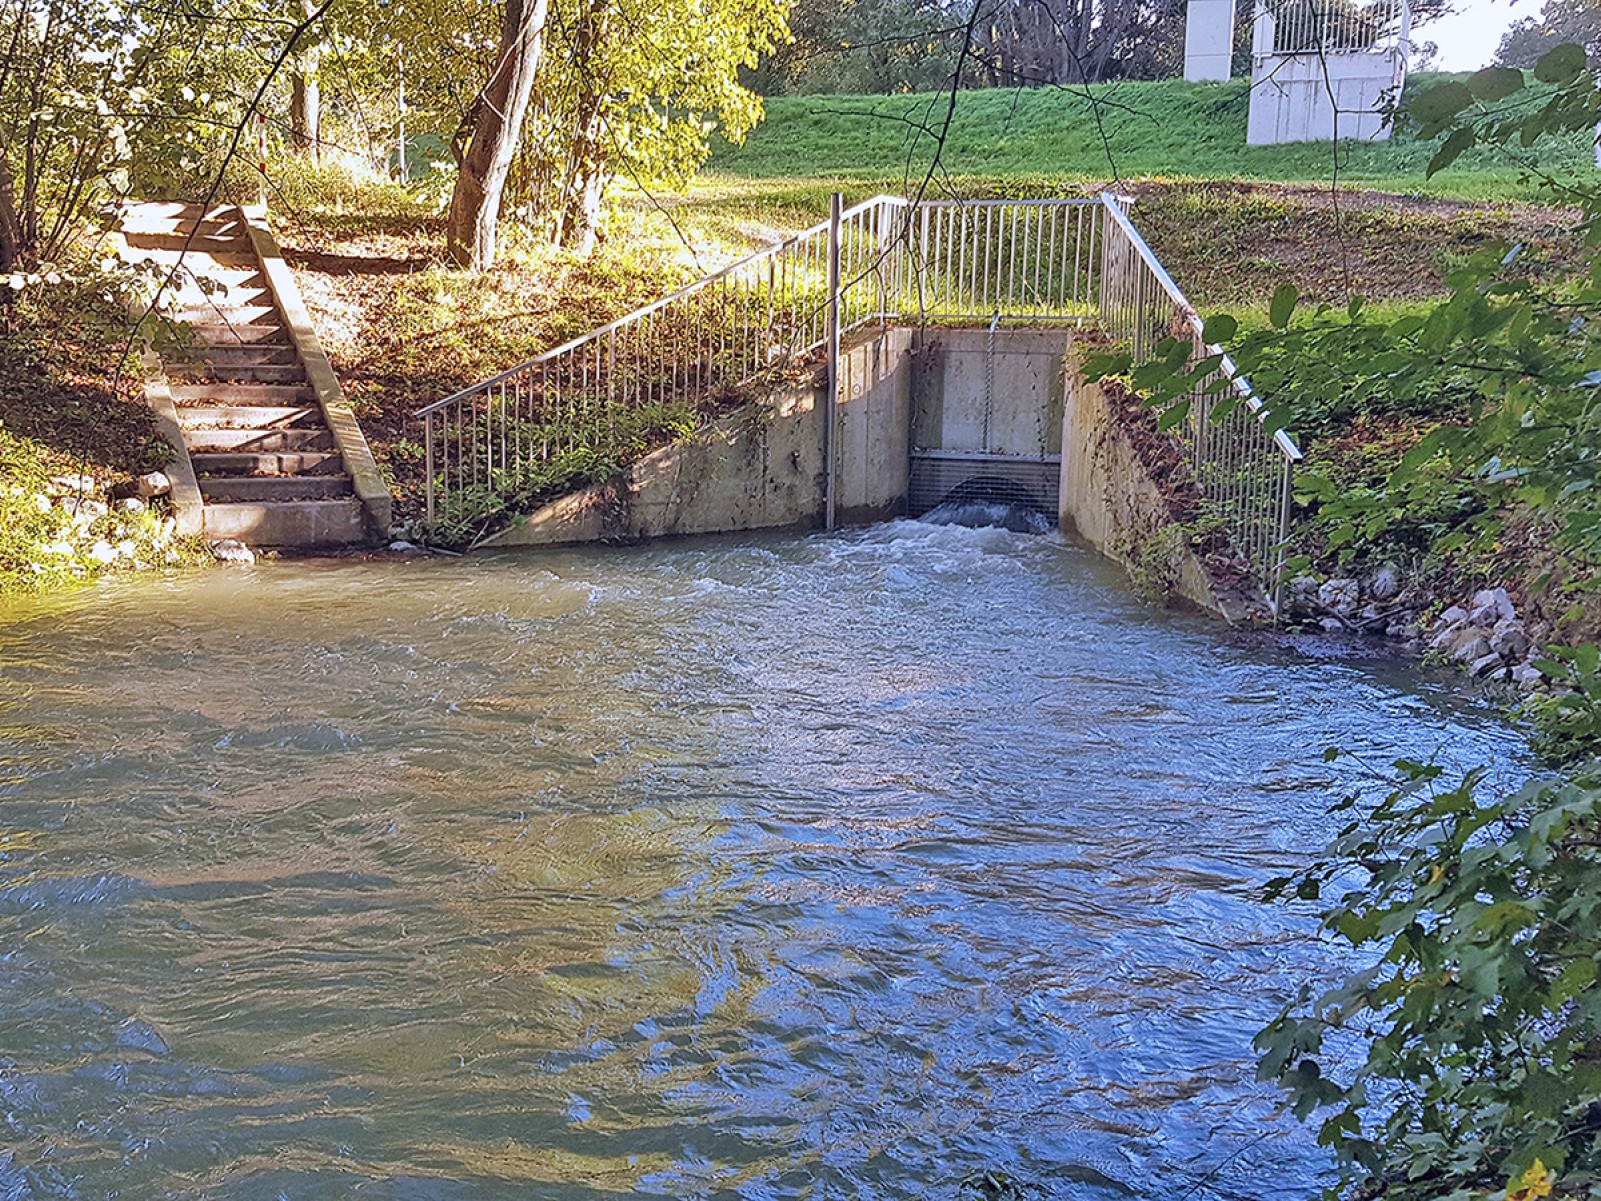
[1058,335,1259,619]
[482,322,1260,621]
[910,327,1066,456]
[482,328,912,548]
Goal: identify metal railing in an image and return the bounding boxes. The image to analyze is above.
[1255,0,1410,56]
[416,191,1301,600]
[1099,193,1302,597]
[415,195,1100,525]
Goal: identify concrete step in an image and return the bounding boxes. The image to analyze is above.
[169,284,273,309]
[200,475,353,502]
[179,405,321,430]
[125,248,259,270]
[185,427,336,453]
[167,362,309,385]
[187,323,291,346]
[124,232,251,254]
[191,451,343,477]
[202,498,368,546]
[170,382,316,405]
[172,303,279,325]
[190,343,299,367]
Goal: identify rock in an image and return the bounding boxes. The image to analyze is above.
[210,539,255,565]
[117,497,146,514]
[1387,617,1420,640]
[387,524,409,541]
[1318,577,1360,615]
[114,538,136,558]
[1358,602,1384,624]
[1434,605,1469,629]
[1283,574,1320,617]
[1490,617,1529,661]
[1368,565,1401,601]
[1509,663,1545,689]
[1471,587,1517,623]
[1429,621,1468,653]
[86,540,117,565]
[388,540,425,556]
[134,472,172,499]
[48,473,95,495]
[1450,634,1493,664]
[1468,602,1501,628]
[1469,652,1507,679]
[1319,616,1346,632]
[31,493,52,515]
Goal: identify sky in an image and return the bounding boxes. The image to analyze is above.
[1422,0,1532,70]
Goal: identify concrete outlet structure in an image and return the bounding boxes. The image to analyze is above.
[483,326,1248,618]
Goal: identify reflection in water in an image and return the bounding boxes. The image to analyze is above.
[0,523,1521,1200]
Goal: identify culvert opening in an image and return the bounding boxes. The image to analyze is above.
[919,477,1054,534]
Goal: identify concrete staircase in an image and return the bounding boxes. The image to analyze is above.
[119,204,390,548]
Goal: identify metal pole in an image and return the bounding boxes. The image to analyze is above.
[397,51,408,184]
[424,412,436,525]
[824,191,842,532]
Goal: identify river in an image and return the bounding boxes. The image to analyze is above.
[0,521,1522,1199]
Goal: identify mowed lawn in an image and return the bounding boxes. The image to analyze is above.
[706,76,1592,199]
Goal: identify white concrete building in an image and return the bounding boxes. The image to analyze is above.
[1184,0,1238,81]
[1244,0,1411,144]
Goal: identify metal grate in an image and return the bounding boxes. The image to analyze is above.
[906,451,1061,519]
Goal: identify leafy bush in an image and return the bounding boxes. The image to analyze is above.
[1258,752,1601,1201]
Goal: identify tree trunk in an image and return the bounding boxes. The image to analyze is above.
[0,135,25,274]
[289,0,322,161]
[291,65,321,160]
[446,0,551,270]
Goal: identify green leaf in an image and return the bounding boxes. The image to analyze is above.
[1535,42,1588,84]
[1269,283,1298,329]
[1428,127,1477,178]
[1409,81,1474,128]
[1466,66,1525,102]
[1201,313,1238,343]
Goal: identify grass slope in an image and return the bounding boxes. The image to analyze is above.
[709,76,1590,198]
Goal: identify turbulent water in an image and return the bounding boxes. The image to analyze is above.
[0,521,1523,1200]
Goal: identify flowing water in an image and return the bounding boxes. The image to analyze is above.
[0,522,1522,1200]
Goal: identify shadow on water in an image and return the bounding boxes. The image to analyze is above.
[0,524,1526,1200]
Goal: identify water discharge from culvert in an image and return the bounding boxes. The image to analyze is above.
[920,497,1055,534]
[0,523,1522,1201]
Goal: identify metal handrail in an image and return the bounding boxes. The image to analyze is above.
[1098,193,1302,464]
[416,193,908,419]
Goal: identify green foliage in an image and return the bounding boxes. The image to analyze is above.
[1074,47,1601,1200]
[1529,644,1601,765]
[0,422,202,593]
[1258,753,1601,1200]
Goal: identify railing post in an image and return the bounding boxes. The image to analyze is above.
[825,191,842,532]
[1274,454,1294,613]
[424,411,436,525]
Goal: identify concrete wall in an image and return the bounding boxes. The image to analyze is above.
[910,327,1066,457]
[482,328,912,548]
[480,322,1260,621]
[1058,335,1260,620]
[1184,0,1236,81]
[1247,50,1403,145]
